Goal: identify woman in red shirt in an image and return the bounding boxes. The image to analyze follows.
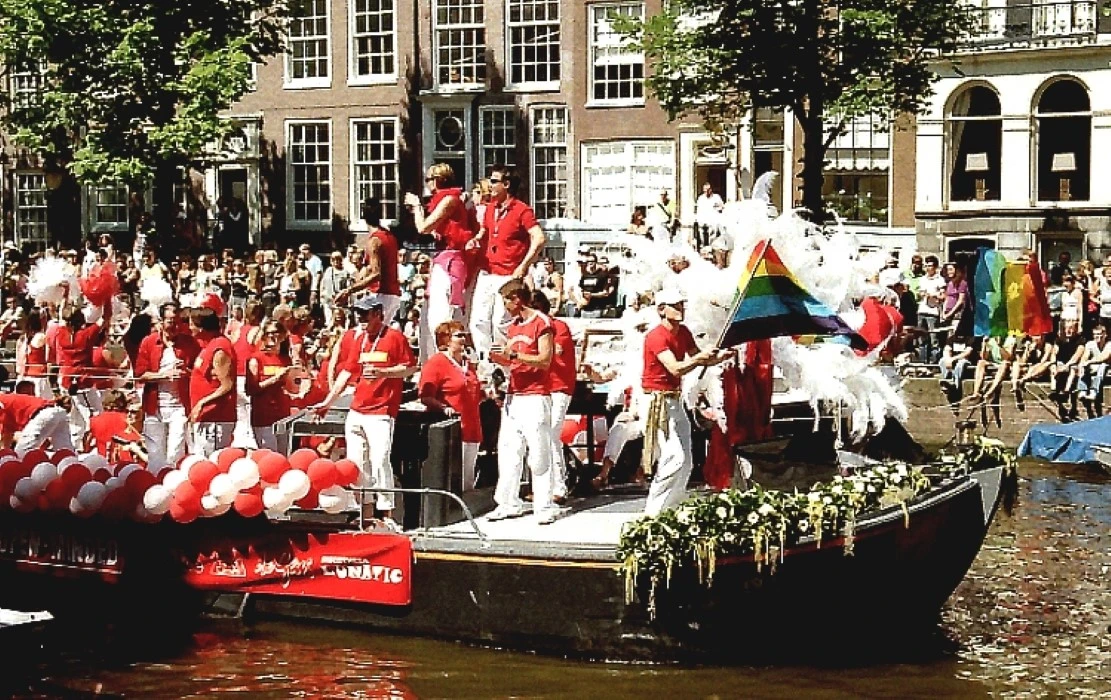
[188,307,237,454]
[419,321,484,491]
[16,308,51,399]
[55,304,110,444]
[246,320,295,450]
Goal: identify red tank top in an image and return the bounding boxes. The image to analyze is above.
[24,339,47,377]
[56,324,104,390]
[369,228,401,296]
[189,335,237,423]
[427,188,476,252]
[247,350,291,426]
[233,324,257,376]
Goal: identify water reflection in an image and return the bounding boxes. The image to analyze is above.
[16,460,1111,699]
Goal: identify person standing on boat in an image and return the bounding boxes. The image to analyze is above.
[334,198,402,324]
[188,307,238,454]
[641,288,730,515]
[530,290,576,503]
[313,294,417,531]
[419,321,484,491]
[135,302,200,466]
[487,279,557,524]
[246,320,295,450]
[469,165,546,358]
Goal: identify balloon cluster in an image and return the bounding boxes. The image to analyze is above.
[0,447,362,524]
[141,448,361,524]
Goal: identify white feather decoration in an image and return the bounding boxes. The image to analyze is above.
[139,277,174,316]
[27,257,79,307]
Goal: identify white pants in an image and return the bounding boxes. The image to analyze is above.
[419,265,461,362]
[70,389,103,447]
[253,425,277,451]
[16,406,74,453]
[193,422,234,456]
[469,271,512,357]
[549,391,572,499]
[643,395,693,516]
[462,441,479,491]
[495,394,553,515]
[144,403,189,466]
[232,376,258,449]
[604,415,642,462]
[345,411,396,511]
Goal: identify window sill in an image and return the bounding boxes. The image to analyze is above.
[283,79,333,90]
[423,83,487,96]
[503,82,561,94]
[348,76,399,87]
[585,100,646,109]
[286,220,333,231]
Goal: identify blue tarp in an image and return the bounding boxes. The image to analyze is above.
[1017,416,1111,464]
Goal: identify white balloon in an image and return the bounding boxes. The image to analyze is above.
[29,463,57,492]
[262,486,287,511]
[13,477,38,501]
[179,454,204,473]
[56,456,80,472]
[143,484,172,515]
[205,501,232,517]
[200,494,221,511]
[318,485,348,514]
[228,458,260,490]
[116,464,141,481]
[9,495,24,510]
[76,481,107,511]
[209,473,238,504]
[162,470,187,492]
[81,453,110,472]
[105,476,123,492]
[278,470,311,501]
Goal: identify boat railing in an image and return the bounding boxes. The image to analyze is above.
[351,486,489,543]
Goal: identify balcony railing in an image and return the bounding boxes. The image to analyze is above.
[964,1,1097,45]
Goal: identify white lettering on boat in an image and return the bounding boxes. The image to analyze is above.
[320,555,404,584]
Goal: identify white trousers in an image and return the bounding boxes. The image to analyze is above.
[549,391,572,499]
[16,406,74,453]
[462,441,479,491]
[70,389,103,448]
[345,411,396,511]
[193,422,234,456]
[253,425,278,451]
[604,416,643,462]
[419,265,461,362]
[495,394,553,515]
[232,376,258,449]
[643,395,693,516]
[144,403,189,466]
[469,271,512,357]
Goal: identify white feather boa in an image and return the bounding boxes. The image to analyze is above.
[28,257,79,307]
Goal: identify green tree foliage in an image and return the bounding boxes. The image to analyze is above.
[0,0,287,233]
[616,0,975,219]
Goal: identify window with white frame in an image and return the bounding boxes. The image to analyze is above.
[507,0,560,87]
[9,64,45,109]
[14,173,49,248]
[589,3,644,105]
[288,121,332,225]
[823,115,891,224]
[581,140,674,227]
[531,106,569,219]
[434,0,486,88]
[481,107,517,177]
[350,0,396,82]
[351,119,399,221]
[286,0,330,87]
[90,184,129,231]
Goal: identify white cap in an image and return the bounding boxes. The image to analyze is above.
[655,288,686,306]
[879,268,906,288]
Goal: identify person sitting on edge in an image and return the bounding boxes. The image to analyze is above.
[1077,324,1110,419]
[969,335,1019,428]
[938,334,976,409]
[1049,321,1086,421]
[1012,333,1056,412]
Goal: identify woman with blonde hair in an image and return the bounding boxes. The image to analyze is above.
[419,321,484,490]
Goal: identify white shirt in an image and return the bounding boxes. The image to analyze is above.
[157,346,183,407]
[695,192,724,222]
[917,273,945,317]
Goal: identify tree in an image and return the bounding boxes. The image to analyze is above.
[0,0,288,248]
[616,0,975,219]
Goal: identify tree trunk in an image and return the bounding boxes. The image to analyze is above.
[152,159,180,258]
[798,114,827,223]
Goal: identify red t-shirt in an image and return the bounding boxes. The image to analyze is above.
[642,324,698,392]
[134,331,200,416]
[88,411,128,457]
[549,317,577,395]
[0,392,49,434]
[24,339,47,377]
[247,350,292,427]
[505,311,553,395]
[190,335,238,423]
[232,324,257,376]
[341,326,415,416]
[481,197,539,276]
[428,188,476,252]
[55,323,105,390]
[419,352,484,443]
[369,227,401,296]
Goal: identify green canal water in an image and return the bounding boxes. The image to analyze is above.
[11,459,1111,699]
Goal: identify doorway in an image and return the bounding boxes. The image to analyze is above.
[217,167,250,253]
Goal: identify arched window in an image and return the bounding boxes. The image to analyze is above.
[1034,79,1090,202]
[947,86,1002,202]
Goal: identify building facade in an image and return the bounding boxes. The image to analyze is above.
[916,0,1111,266]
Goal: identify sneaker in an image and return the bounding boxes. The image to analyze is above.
[536,509,560,525]
[486,505,527,521]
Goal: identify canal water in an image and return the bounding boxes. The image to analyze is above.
[11,459,1111,698]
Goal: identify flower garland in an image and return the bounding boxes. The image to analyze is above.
[618,440,1016,617]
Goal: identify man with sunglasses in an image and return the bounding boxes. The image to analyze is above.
[134,302,200,466]
[468,165,546,358]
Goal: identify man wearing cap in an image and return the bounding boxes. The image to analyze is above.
[313,294,417,530]
[641,288,730,515]
[468,165,546,357]
[135,302,200,466]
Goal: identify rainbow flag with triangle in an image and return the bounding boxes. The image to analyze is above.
[720,240,866,350]
[973,249,1053,337]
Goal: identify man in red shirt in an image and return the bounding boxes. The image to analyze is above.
[468,165,546,358]
[488,280,557,524]
[134,302,200,467]
[335,197,402,324]
[530,291,576,503]
[641,288,729,515]
[0,392,73,453]
[189,307,237,454]
[313,294,417,530]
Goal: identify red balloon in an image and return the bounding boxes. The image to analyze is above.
[50,449,77,465]
[93,468,113,484]
[233,487,264,518]
[187,460,220,490]
[334,459,360,488]
[294,489,319,510]
[101,489,128,521]
[11,496,34,513]
[289,448,319,472]
[36,494,50,511]
[257,454,291,484]
[306,459,337,491]
[0,448,17,460]
[173,481,202,511]
[61,466,93,490]
[125,470,158,498]
[22,449,48,467]
[169,502,198,524]
[215,448,247,473]
[43,479,71,511]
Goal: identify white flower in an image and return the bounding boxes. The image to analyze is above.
[690,526,700,536]
[891,473,903,484]
[866,485,876,493]
[798,519,810,532]
[747,512,759,524]
[822,496,833,504]
[854,481,866,493]
[676,509,691,524]
[807,492,821,503]
[722,531,736,543]
[716,506,728,519]
[757,503,774,516]
[832,485,843,495]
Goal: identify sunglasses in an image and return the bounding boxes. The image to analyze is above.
[451,331,467,338]
[489,177,504,184]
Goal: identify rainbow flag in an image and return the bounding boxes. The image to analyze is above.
[973,249,1053,337]
[720,240,866,350]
